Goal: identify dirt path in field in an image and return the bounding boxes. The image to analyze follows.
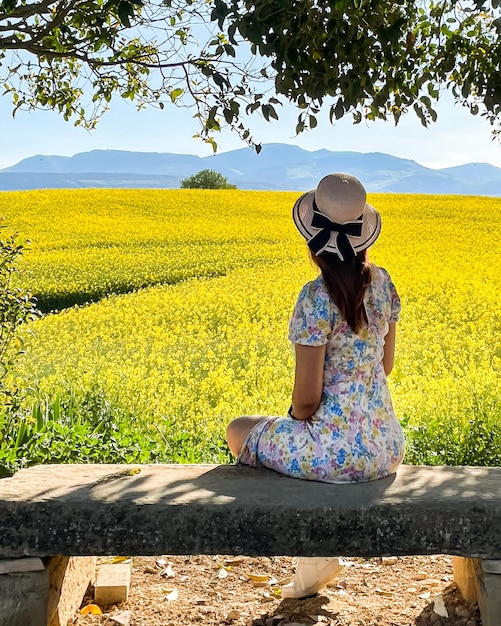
[75,554,481,626]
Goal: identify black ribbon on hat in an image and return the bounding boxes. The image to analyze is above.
[308,202,364,260]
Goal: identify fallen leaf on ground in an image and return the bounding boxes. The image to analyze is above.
[112,557,131,564]
[164,588,179,602]
[251,579,271,587]
[161,564,175,578]
[433,593,449,617]
[260,592,275,602]
[224,557,245,566]
[375,588,393,597]
[108,610,131,625]
[246,573,270,582]
[216,561,232,571]
[79,604,102,615]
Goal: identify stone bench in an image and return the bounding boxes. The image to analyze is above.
[1,463,500,625]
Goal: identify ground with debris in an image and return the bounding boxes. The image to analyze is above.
[75,555,481,625]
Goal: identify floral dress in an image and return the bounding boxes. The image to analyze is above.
[237,264,405,483]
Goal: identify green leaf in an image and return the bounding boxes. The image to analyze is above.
[170,88,184,103]
[116,0,134,27]
[427,83,439,99]
[440,24,454,38]
[228,23,238,45]
[213,73,229,89]
[246,102,260,114]
[334,98,344,120]
[0,0,17,12]
[413,102,427,127]
[261,103,278,120]
[295,120,305,134]
[420,95,432,108]
[15,423,27,449]
[493,17,501,34]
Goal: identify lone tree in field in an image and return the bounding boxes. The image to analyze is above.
[180,170,237,189]
[1,0,500,149]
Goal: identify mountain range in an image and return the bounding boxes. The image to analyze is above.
[1,143,501,195]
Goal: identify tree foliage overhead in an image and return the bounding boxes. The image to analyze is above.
[1,0,500,149]
[180,169,237,188]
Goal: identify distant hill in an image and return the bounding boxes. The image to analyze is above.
[1,144,501,195]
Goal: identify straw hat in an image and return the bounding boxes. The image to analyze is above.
[292,173,381,261]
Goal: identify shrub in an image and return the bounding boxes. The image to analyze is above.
[180,169,237,189]
[0,225,40,476]
[0,228,39,378]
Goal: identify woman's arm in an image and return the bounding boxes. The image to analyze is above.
[382,322,397,375]
[291,343,326,420]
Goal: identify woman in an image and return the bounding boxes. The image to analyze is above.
[226,173,405,597]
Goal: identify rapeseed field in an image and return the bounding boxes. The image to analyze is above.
[1,189,500,471]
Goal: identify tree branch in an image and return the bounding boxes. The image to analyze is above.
[0,0,56,21]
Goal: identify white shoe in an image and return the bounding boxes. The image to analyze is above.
[281,557,343,599]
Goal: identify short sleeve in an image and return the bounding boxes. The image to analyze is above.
[288,280,332,346]
[384,270,401,323]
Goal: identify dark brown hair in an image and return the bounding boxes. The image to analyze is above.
[311,249,372,333]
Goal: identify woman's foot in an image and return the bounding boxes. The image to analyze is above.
[281,557,343,599]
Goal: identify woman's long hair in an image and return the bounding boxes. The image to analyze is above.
[311,249,372,333]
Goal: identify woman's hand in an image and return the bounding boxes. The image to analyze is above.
[290,343,326,420]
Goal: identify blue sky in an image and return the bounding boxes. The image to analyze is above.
[1,90,500,170]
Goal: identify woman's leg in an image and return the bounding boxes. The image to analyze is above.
[226,415,269,458]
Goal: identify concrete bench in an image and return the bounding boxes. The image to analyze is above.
[1,463,500,625]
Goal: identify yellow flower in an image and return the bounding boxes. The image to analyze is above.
[1,188,497,458]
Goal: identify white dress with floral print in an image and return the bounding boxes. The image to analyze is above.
[237,264,405,483]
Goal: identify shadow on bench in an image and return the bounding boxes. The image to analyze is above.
[1,463,500,625]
